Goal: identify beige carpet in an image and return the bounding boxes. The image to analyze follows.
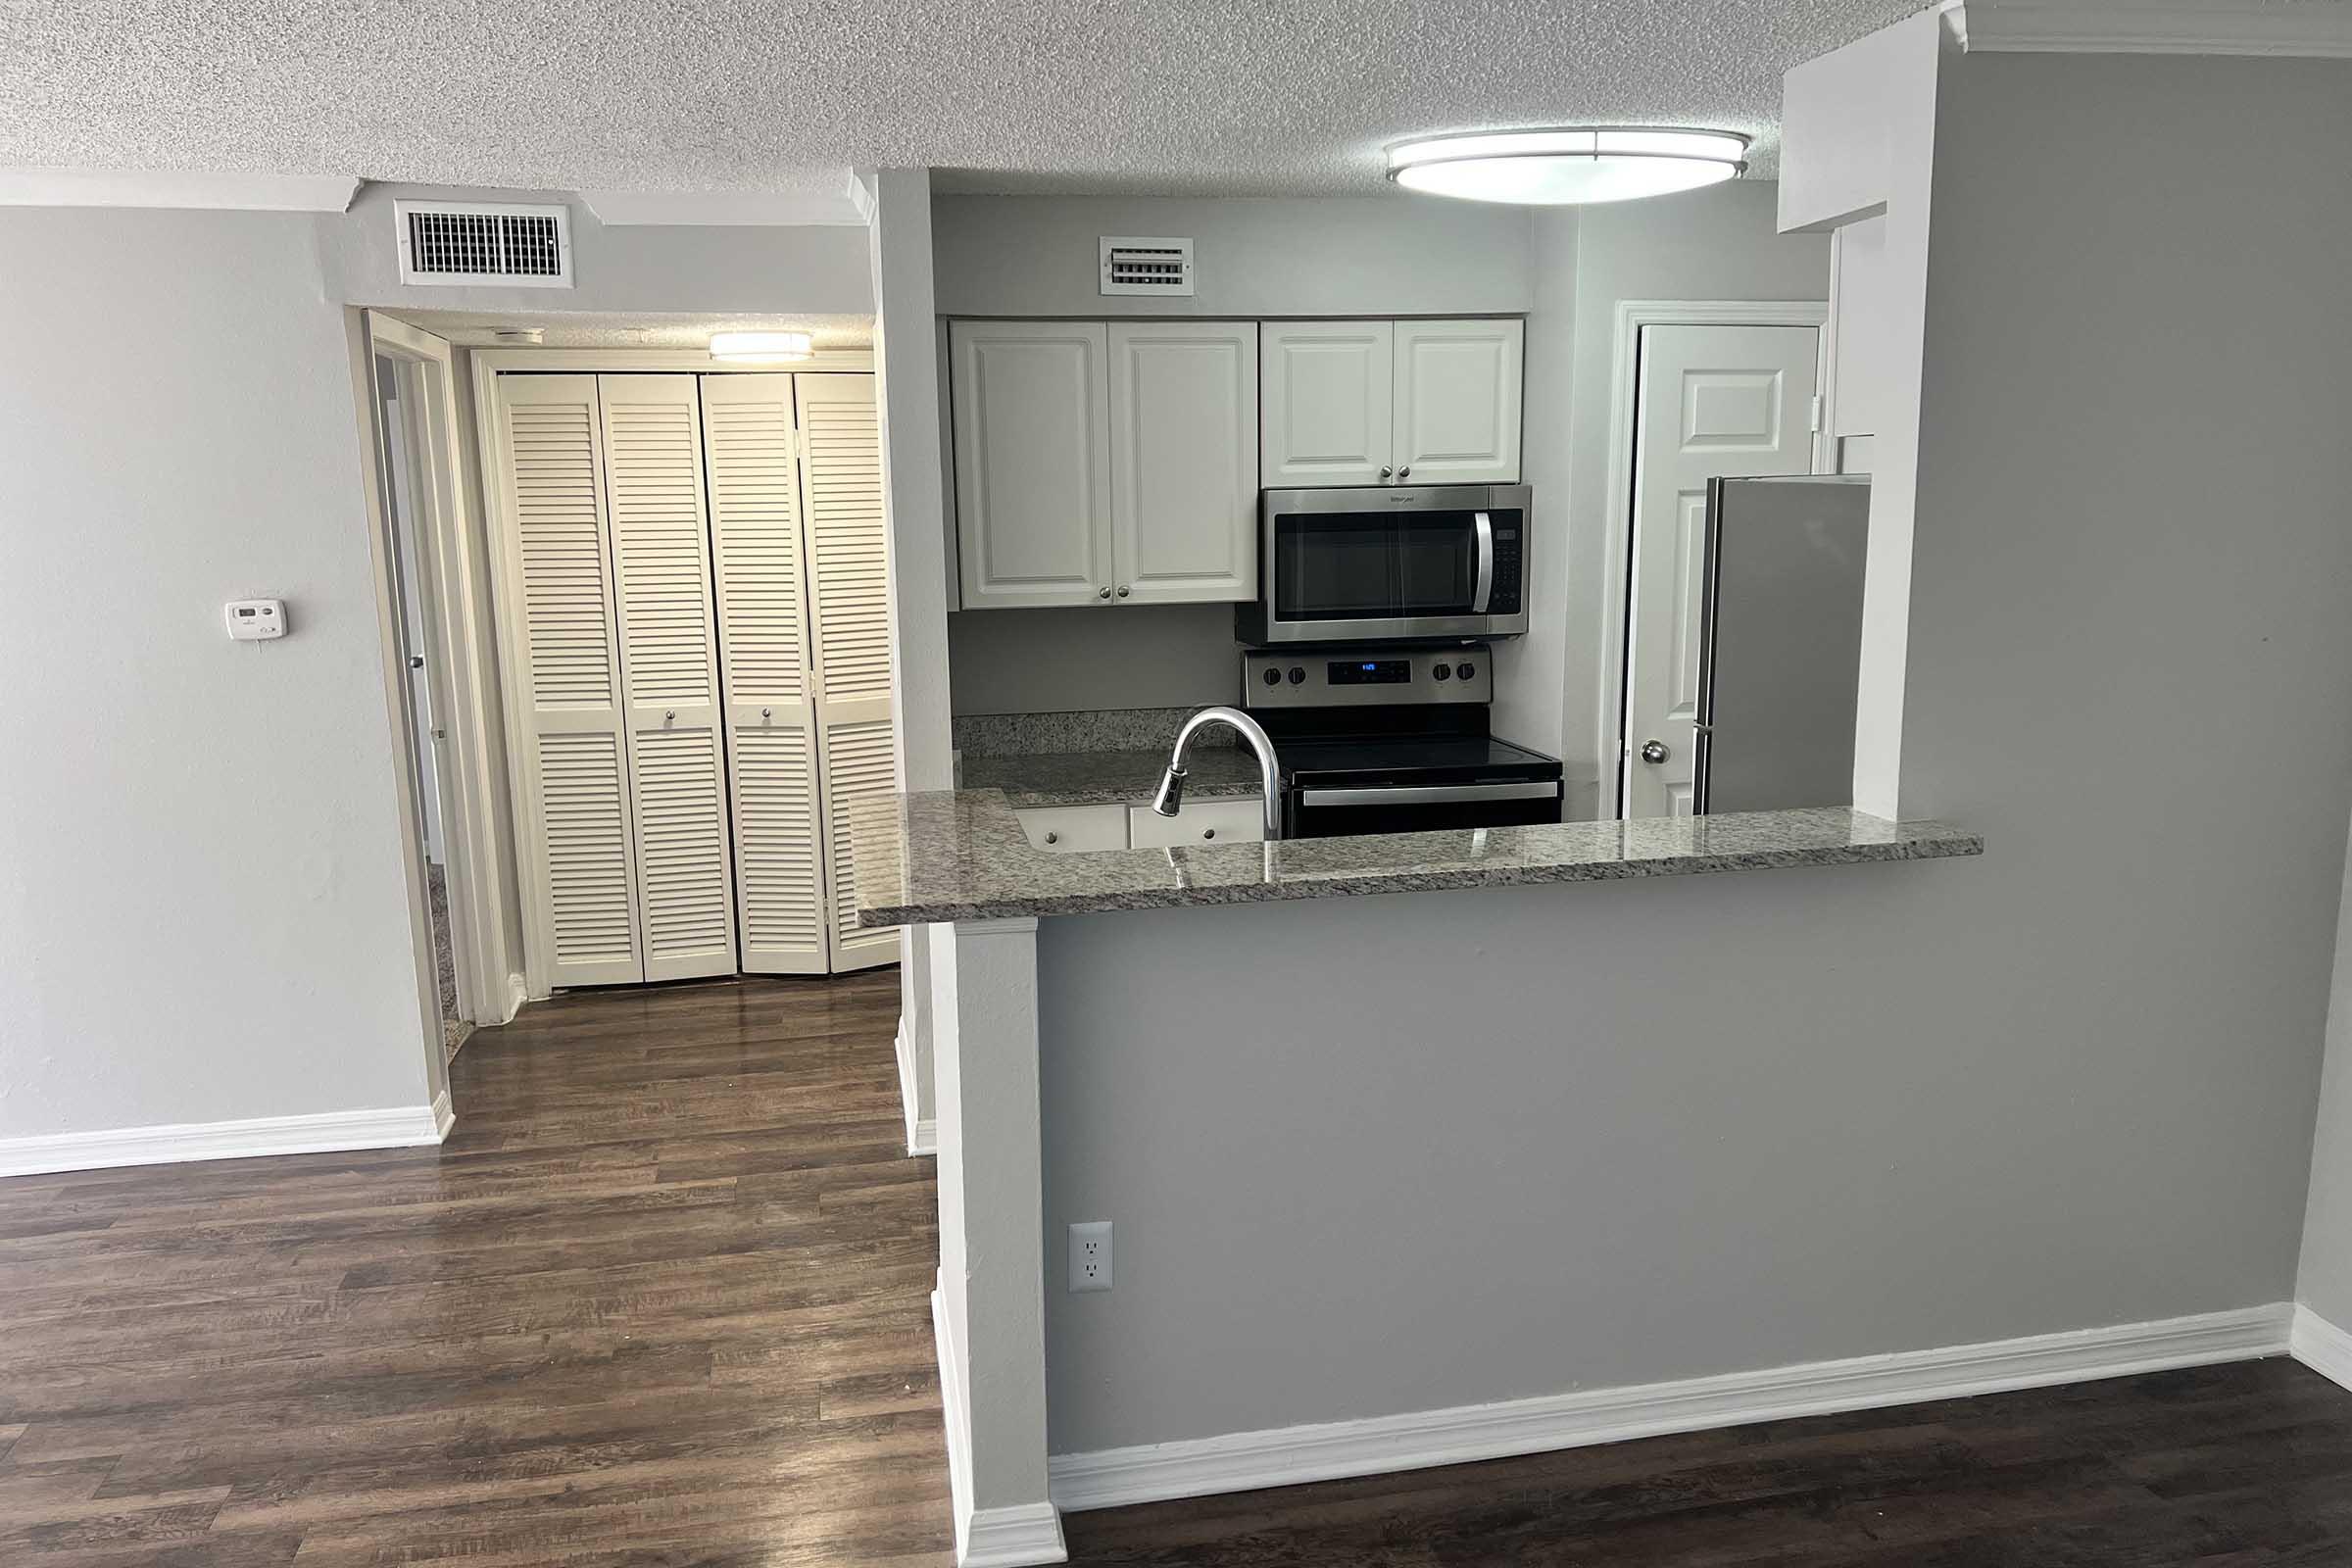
[426,864,474,1061]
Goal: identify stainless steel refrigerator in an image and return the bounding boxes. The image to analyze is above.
[1693,474,1872,814]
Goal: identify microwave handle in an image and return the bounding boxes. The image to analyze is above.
[1470,511,1494,614]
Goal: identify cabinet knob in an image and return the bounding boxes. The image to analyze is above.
[1397,466,1411,479]
[663,710,676,723]
[1379,466,1394,480]
[1097,586,1112,600]
[1116,585,1131,598]
[760,708,772,720]
[1202,827,1216,840]
[1045,831,1060,845]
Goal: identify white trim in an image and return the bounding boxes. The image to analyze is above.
[469,346,874,376]
[1944,0,2352,57]
[958,916,1042,937]
[899,1021,938,1155]
[960,1503,1068,1568]
[1594,300,1828,818]
[431,1089,457,1140]
[503,972,529,1026]
[0,1103,449,1178]
[933,1285,972,1541]
[1049,1302,2292,1513]
[582,187,866,226]
[2292,1305,2352,1392]
[0,169,362,212]
[848,170,881,224]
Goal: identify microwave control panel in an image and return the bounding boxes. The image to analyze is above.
[1243,646,1493,708]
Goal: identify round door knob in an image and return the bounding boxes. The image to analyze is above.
[1097,586,1112,599]
[760,707,772,720]
[1397,466,1411,479]
[1640,739,1670,764]
[1044,831,1059,845]
[664,710,676,723]
[1116,585,1131,598]
[1202,827,1216,840]
[1379,466,1394,480]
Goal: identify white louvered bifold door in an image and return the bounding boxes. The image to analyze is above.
[797,373,902,971]
[598,374,738,982]
[493,374,644,989]
[700,373,826,974]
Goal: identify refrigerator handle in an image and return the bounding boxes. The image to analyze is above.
[1470,511,1494,614]
[1692,480,1728,815]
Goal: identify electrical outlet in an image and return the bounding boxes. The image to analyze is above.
[1068,1221,1112,1293]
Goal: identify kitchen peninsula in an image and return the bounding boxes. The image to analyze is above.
[850,795,1981,1562]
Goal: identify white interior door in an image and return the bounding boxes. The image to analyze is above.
[1260,320,1394,486]
[1108,320,1258,605]
[798,373,902,972]
[701,372,827,975]
[951,320,1112,608]
[492,374,643,988]
[599,374,737,981]
[1623,323,1820,818]
[1393,318,1523,484]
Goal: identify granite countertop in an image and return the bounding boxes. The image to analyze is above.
[956,747,1266,808]
[849,791,1982,926]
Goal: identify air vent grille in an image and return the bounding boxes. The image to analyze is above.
[1101,236,1194,297]
[395,200,573,288]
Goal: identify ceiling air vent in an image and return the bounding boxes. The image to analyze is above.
[1101,236,1194,297]
[394,200,573,288]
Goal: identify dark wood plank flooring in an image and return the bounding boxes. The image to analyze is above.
[0,971,954,1567]
[6,972,2352,1566]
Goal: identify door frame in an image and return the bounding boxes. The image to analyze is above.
[367,313,522,1031]
[1598,301,1828,818]
[468,347,875,997]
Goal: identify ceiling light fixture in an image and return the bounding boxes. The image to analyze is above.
[1387,127,1748,206]
[709,330,814,363]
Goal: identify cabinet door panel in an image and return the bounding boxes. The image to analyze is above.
[1394,318,1523,483]
[1261,321,1393,486]
[951,320,1111,608]
[1109,321,1258,604]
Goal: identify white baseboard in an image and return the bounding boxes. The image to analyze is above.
[0,1102,450,1178]
[1049,1302,2293,1512]
[2291,1304,2352,1392]
[898,1020,937,1156]
[961,1502,1068,1568]
[502,972,529,1025]
[934,1281,1066,1566]
[431,1089,456,1141]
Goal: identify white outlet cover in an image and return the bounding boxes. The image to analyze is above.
[1068,1220,1112,1293]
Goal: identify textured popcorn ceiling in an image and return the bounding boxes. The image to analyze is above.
[0,0,1926,194]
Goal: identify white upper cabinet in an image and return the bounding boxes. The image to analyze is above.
[953,318,1259,610]
[1393,318,1523,484]
[1108,321,1259,605]
[1260,320,1395,486]
[1263,318,1523,486]
[951,320,1113,609]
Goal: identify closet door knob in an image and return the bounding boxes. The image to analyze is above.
[664,710,676,723]
[760,708,772,720]
[1097,586,1112,600]
[1379,466,1393,480]
[1116,585,1131,598]
[1397,466,1411,479]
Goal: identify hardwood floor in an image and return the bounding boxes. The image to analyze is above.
[8,973,2352,1566]
[0,971,954,1567]
[1062,1359,2352,1566]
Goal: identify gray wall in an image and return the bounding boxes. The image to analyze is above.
[935,192,1535,716]
[949,606,1242,715]
[0,208,436,1137]
[2300,811,2352,1326]
[1494,182,1831,813]
[319,184,874,315]
[1036,53,2352,1456]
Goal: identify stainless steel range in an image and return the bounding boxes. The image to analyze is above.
[1240,644,1564,838]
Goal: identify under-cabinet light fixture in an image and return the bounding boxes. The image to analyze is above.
[709,330,814,363]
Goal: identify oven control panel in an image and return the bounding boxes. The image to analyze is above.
[1243,646,1493,708]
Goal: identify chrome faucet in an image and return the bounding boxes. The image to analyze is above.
[1152,706,1284,842]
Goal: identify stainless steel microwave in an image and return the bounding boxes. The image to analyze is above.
[1236,485,1531,646]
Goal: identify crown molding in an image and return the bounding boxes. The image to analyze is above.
[581,185,866,226]
[1944,0,2352,57]
[0,169,362,211]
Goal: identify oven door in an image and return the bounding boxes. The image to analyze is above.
[1257,486,1529,644]
[1286,779,1563,839]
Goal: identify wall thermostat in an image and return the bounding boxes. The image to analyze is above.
[224,599,287,641]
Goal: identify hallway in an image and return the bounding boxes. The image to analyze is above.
[0,971,952,1565]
